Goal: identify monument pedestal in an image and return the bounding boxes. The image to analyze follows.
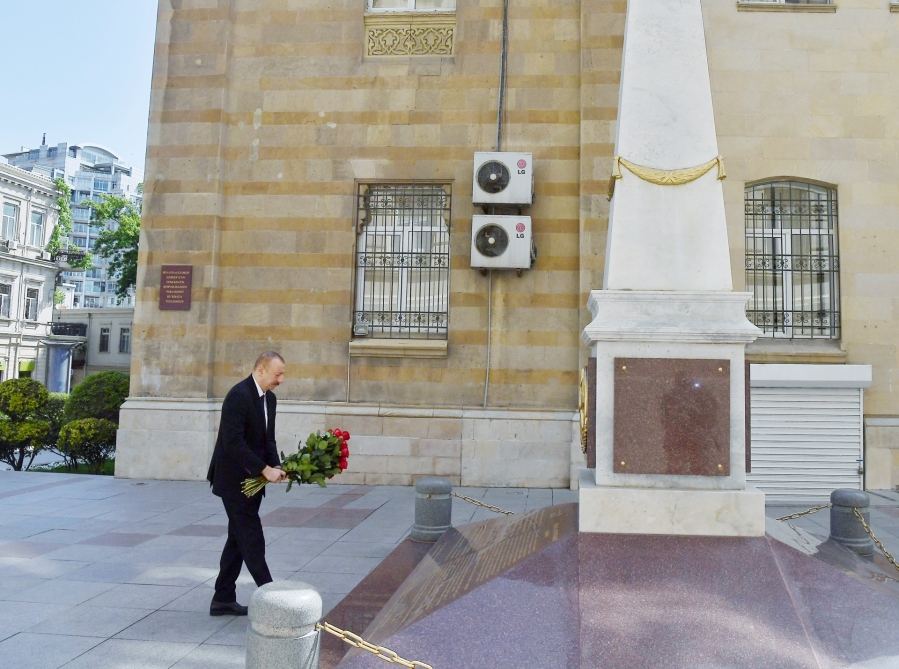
[578,471,765,536]
[580,290,763,537]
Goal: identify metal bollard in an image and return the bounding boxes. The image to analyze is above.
[246,581,322,669]
[829,489,873,558]
[411,476,452,542]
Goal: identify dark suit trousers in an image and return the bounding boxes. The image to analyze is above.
[213,493,273,603]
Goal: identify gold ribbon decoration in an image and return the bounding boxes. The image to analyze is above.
[578,367,589,454]
[607,155,726,200]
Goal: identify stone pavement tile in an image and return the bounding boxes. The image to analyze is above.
[29,529,92,544]
[139,534,223,550]
[0,525,45,540]
[0,601,71,641]
[85,583,193,610]
[131,563,218,588]
[263,550,316,572]
[167,524,227,537]
[60,638,198,669]
[302,555,384,575]
[171,642,245,668]
[78,532,156,547]
[202,616,248,646]
[97,544,192,565]
[9,579,117,605]
[64,560,148,583]
[114,610,232,644]
[553,489,578,504]
[275,527,350,542]
[0,556,90,580]
[35,604,155,637]
[319,541,400,559]
[0,632,104,669]
[162,582,257,613]
[0,575,46,599]
[290,570,367,594]
[264,536,333,560]
[44,543,130,563]
[338,523,410,544]
[0,540,62,558]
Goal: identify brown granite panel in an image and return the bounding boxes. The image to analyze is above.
[613,358,730,476]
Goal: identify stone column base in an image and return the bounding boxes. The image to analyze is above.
[578,470,765,536]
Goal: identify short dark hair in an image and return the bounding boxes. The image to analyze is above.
[254,351,284,370]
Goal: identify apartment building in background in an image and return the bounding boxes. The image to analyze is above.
[3,137,142,309]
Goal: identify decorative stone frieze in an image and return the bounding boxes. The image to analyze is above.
[364,12,455,57]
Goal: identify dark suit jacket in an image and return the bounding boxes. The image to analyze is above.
[207,375,280,498]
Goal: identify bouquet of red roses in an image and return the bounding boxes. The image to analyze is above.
[241,428,351,497]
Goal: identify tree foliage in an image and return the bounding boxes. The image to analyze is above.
[83,194,140,299]
[57,418,118,474]
[64,371,130,424]
[0,379,51,471]
[49,178,92,269]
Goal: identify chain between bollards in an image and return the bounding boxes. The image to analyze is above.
[316,621,433,669]
[851,507,899,574]
[776,503,831,522]
[451,491,515,516]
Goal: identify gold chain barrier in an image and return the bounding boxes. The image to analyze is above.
[776,503,898,574]
[451,491,515,516]
[776,503,831,522]
[317,621,433,669]
[851,507,899,574]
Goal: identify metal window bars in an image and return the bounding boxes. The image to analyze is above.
[744,180,840,339]
[353,183,451,339]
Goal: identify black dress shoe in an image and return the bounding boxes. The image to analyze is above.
[210,601,249,616]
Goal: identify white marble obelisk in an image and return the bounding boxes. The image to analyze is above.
[579,0,764,536]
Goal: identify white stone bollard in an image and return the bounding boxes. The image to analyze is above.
[246,581,322,669]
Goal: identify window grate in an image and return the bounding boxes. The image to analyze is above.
[353,183,451,339]
[744,180,840,339]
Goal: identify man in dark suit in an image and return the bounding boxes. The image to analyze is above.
[207,351,287,616]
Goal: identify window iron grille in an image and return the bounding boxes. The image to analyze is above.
[744,179,840,339]
[353,183,451,339]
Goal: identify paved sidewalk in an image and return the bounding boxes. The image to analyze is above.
[0,472,576,668]
[0,471,896,669]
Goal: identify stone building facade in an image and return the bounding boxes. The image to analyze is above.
[118,0,899,492]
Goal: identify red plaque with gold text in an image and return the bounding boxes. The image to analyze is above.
[159,265,192,311]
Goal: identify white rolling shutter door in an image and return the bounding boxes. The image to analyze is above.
[748,385,864,503]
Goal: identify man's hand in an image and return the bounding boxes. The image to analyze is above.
[262,466,287,483]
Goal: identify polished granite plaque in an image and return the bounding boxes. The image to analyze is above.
[613,357,730,476]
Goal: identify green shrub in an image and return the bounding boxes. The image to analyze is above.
[41,392,72,468]
[0,379,51,470]
[58,418,118,474]
[64,371,130,424]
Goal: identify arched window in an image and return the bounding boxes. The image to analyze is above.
[744,179,840,339]
[353,183,451,339]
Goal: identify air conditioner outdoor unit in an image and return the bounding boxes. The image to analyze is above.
[470,215,534,270]
[7,241,18,250]
[472,151,533,205]
[40,251,52,260]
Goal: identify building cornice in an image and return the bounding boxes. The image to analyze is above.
[0,163,58,198]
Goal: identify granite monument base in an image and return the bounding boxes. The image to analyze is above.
[333,504,899,669]
[578,470,765,536]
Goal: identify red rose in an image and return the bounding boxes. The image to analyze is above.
[339,457,348,470]
[343,431,351,441]
[340,444,349,457]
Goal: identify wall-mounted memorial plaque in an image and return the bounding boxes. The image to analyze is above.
[159,265,192,311]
